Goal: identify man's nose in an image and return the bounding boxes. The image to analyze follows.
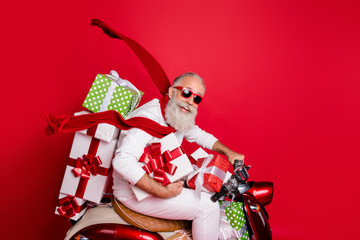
[185,96,194,105]
[185,96,197,108]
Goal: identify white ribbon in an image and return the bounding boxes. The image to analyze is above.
[99,70,141,114]
[186,155,226,199]
[172,229,192,240]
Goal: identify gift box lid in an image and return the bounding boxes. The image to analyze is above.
[75,111,120,142]
[196,154,230,172]
[189,147,209,164]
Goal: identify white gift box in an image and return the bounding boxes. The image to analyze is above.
[59,132,117,203]
[190,147,210,161]
[55,193,88,221]
[131,133,193,201]
[75,111,120,143]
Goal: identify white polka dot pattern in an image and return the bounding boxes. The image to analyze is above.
[219,200,250,240]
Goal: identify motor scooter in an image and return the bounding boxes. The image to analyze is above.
[211,160,273,240]
[65,160,273,240]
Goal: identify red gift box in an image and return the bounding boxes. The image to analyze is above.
[187,154,230,194]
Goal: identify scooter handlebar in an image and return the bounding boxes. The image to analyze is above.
[211,185,230,202]
[233,159,243,169]
[211,159,249,202]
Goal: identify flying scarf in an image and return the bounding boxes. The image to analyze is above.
[44,19,174,138]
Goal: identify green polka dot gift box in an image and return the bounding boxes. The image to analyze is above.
[218,200,250,240]
[83,70,144,118]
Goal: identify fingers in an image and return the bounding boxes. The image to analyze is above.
[237,154,245,161]
[175,180,184,187]
[172,181,183,194]
[228,153,245,165]
[163,181,183,198]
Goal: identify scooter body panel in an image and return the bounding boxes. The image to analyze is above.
[243,193,272,240]
[65,168,273,240]
[69,223,164,240]
[246,181,274,207]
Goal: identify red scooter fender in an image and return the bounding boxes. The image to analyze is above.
[246,181,274,207]
[243,193,272,240]
[69,223,164,240]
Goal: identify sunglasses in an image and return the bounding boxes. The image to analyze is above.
[173,86,203,105]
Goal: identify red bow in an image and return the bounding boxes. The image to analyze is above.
[57,195,86,219]
[67,152,110,199]
[139,143,184,185]
[71,154,103,179]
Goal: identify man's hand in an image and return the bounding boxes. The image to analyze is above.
[212,140,245,165]
[162,181,184,199]
[135,174,183,199]
[226,152,245,165]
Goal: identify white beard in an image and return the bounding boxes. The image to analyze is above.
[164,97,198,132]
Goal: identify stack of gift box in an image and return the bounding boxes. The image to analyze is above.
[54,70,236,225]
[131,139,233,202]
[55,70,143,220]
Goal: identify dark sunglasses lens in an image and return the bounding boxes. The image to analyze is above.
[193,95,203,104]
[182,89,192,98]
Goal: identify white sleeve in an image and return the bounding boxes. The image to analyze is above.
[183,125,218,150]
[112,99,163,186]
[113,128,154,185]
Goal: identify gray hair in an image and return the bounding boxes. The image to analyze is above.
[172,72,206,91]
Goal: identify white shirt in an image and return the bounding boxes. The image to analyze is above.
[112,99,218,201]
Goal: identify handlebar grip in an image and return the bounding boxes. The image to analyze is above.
[211,185,229,202]
[233,159,244,169]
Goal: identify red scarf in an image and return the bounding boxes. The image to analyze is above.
[160,94,170,119]
[44,19,174,139]
[90,19,170,96]
[43,100,174,139]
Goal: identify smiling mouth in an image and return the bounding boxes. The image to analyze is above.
[180,106,190,112]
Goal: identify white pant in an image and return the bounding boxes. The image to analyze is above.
[121,188,220,240]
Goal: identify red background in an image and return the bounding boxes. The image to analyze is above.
[2,1,360,239]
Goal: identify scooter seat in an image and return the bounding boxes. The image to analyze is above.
[112,198,191,232]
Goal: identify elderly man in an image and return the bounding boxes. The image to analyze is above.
[112,72,244,240]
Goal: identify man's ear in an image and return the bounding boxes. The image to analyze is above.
[168,86,174,99]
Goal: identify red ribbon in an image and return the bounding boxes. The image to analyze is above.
[67,138,111,198]
[188,155,197,165]
[57,195,87,219]
[139,143,184,186]
[84,125,98,138]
